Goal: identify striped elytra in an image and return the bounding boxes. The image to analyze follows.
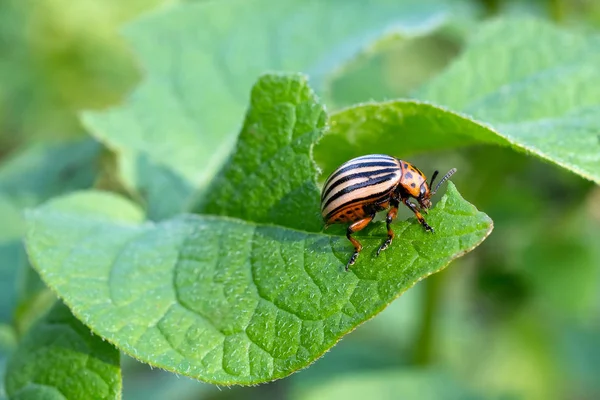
[321,154,402,224]
[320,154,457,271]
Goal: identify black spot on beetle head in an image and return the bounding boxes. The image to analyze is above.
[405,172,413,179]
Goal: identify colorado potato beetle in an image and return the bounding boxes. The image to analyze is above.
[321,154,456,270]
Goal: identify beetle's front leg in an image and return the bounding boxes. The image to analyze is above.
[403,199,434,233]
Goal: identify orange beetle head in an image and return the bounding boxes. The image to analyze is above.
[418,168,457,213]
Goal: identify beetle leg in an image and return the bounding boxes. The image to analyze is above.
[403,199,434,233]
[377,200,399,256]
[345,215,375,271]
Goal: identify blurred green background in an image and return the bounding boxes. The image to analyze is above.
[1,0,600,399]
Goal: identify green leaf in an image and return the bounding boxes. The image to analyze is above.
[4,302,121,400]
[24,75,491,384]
[196,74,326,232]
[82,0,454,219]
[318,18,600,184]
[25,184,490,385]
[315,100,506,178]
[415,17,600,183]
[26,74,491,384]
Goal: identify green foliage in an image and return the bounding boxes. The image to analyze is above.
[1,0,600,398]
[327,32,463,108]
[0,197,25,324]
[315,101,505,178]
[0,139,101,398]
[318,18,600,183]
[4,302,121,400]
[81,0,454,220]
[25,75,492,384]
[0,0,150,144]
[416,17,600,183]
[197,75,327,232]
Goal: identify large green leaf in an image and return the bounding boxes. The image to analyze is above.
[415,17,600,183]
[197,74,326,232]
[4,302,121,400]
[315,101,506,178]
[25,185,490,385]
[26,74,492,384]
[81,0,454,219]
[317,18,600,183]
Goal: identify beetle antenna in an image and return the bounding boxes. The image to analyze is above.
[428,170,439,189]
[432,168,457,195]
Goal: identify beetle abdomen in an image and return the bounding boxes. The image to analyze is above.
[321,154,402,224]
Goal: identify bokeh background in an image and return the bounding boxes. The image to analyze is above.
[1,0,600,399]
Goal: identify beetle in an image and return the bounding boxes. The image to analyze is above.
[321,154,456,270]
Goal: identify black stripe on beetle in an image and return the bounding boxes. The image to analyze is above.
[323,160,398,191]
[322,167,400,201]
[322,172,399,210]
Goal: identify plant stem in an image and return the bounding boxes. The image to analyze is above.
[549,0,565,23]
[479,0,500,16]
[412,271,443,365]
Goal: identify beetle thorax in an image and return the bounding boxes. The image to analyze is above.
[398,160,427,198]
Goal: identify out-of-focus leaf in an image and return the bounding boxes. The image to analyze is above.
[0,324,17,400]
[122,357,215,400]
[328,30,462,109]
[521,212,600,320]
[559,324,600,399]
[0,197,25,324]
[416,17,600,183]
[318,18,600,184]
[82,0,455,219]
[0,0,148,143]
[5,302,121,400]
[0,139,100,325]
[291,368,483,400]
[0,140,101,207]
